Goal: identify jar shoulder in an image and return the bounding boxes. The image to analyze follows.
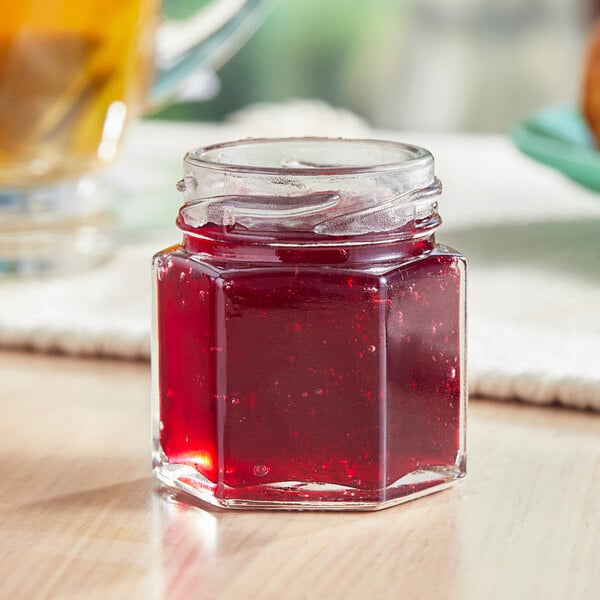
[152,242,466,279]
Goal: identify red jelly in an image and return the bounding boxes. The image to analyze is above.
[152,138,467,510]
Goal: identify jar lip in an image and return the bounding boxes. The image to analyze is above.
[185,137,433,177]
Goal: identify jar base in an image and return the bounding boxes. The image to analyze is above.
[153,455,466,511]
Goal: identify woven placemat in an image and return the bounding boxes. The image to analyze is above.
[1,120,599,410]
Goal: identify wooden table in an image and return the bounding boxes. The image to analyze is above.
[0,350,598,600]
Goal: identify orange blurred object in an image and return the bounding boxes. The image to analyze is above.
[581,20,600,143]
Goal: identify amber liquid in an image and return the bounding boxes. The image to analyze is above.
[0,0,157,186]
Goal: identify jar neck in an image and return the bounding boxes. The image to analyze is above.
[180,221,439,266]
[176,138,444,266]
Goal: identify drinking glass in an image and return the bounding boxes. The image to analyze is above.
[0,0,270,275]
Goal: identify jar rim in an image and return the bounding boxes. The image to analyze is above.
[185,137,433,177]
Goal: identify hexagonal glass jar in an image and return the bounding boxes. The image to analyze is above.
[152,138,467,510]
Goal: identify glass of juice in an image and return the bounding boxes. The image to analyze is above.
[0,0,269,275]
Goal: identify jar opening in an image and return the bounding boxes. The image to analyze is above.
[186,137,433,176]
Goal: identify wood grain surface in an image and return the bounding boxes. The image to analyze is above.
[0,350,599,600]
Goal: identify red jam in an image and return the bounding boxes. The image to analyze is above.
[154,224,465,505]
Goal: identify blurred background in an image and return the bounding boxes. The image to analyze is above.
[155,0,597,132]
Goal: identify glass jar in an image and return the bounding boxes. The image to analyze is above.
[152,138,467,510]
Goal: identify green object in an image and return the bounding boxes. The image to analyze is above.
[149,0,271,109]
[511,105,600,191]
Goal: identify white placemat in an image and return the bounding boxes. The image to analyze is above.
[1,120,599,410]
